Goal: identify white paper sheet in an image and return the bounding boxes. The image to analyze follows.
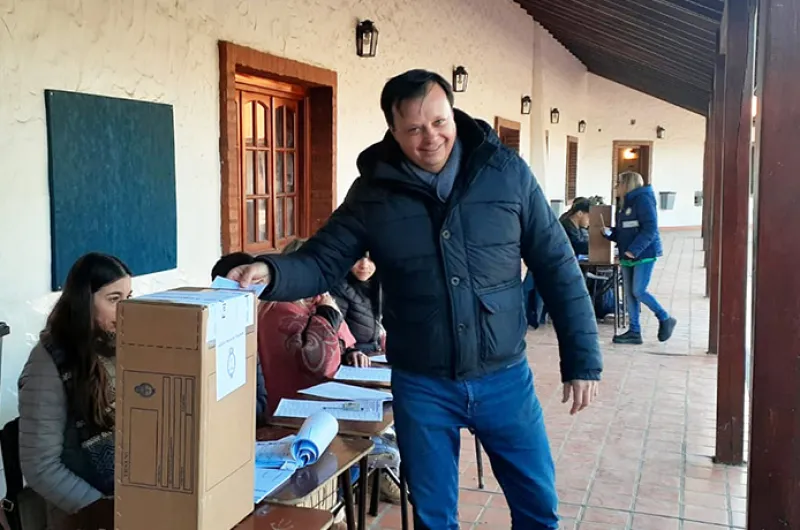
[370,354,388,363]
[274,398,384,422]
[299,381,392,402]
[253,468,295,504]
[215,331,247,401]
[256,435,299,470]
[334,365,392,383]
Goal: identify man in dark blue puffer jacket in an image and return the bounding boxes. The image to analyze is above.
[228,70,603,530]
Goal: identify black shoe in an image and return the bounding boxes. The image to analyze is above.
[658,317,677,342]
[613,331,643,345]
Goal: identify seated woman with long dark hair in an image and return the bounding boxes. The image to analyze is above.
[18,253,132,529]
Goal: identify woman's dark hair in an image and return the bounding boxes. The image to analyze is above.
[43,252,131,431]
[281,238,307,255]
[211,252,255,280]
[380,69,455,129]
[568,198,591,215]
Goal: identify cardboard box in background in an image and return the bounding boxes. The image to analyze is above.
[589,205,615,264]
[115,288,258,530]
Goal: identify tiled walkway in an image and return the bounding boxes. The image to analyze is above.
[368,232,749,529]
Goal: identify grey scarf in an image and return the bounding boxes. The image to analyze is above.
[402,138,463,202]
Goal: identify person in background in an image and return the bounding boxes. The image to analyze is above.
[331,252,385,360]
[211,253,269,426]
[18,253,131,529]
[559,197,591,256]
[604,171,677,344]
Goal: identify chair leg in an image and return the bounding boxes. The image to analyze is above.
[369,469,381,516]
[475,436,485,490]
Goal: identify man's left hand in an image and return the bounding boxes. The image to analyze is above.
[562,380,600,415]
[624,251,636,259]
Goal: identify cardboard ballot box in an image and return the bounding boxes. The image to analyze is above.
[115,288,258,530]
[589,205,615,264]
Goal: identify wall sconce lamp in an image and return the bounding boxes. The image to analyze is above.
[452,66,469,93]
[521,96,532,115]
[355,20,379,57]
[656,126,666,139]
[550,108,560,124]
[578,120,587,133]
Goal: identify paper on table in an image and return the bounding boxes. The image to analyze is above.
[253,468,295,504]
[274,398,384,422]
[299,381,392,402]
[211,275,267,298]
[370,354,388,363]
[334,365,392,383]
[255,435,299,470]
[290,410,340,467]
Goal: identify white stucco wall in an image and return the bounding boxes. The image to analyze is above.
[0,0,705,423]
[0,0,536,422]
[582,75,707,228]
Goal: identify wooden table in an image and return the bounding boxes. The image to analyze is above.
[579,259,627,334]
[236,504,333,530]
[257,426,373,530]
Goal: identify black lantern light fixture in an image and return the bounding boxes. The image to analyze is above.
[578,120,587,133]
[656,126,666,139]
[452,66,469,93]
[550,107,560,124]
[355,20,379,57]
[521,95,532,115]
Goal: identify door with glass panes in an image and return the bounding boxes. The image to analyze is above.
[238,89,304,253]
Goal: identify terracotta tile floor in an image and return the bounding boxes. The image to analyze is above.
[367,233,750,529]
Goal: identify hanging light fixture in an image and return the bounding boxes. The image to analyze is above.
[550,108,560,124]
[521,96,532,115]
[578,120,587,133]
[355,20,379,57]
[452,66,469,93]
[656,126,666,139]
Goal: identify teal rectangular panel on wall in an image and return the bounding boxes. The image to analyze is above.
[45,90,177,291]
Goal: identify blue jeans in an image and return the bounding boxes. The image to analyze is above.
[392,360,558,530]
[621,261,669,333]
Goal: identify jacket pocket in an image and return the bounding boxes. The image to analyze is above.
[475,282,525,360]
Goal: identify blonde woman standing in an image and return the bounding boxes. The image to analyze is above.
[604,172,677,344]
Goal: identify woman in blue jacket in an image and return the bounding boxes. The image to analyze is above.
[605,171,677,344]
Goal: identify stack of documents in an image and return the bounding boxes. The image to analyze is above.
[274,398,384,422]
[334,365,392,384]
[254,468,294,504]
[300,381,392,402]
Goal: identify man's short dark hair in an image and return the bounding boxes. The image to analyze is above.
[211,252,254,281]
[380,69,455,129]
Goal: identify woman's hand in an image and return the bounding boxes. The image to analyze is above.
[345,350,372,368]
[312,292,339,310]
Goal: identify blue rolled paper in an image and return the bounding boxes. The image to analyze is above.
[290,410,339,467]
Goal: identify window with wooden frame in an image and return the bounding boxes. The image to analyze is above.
[236,74,307,253]
[565,136,579,202]
[218,41,337,256]
[494,116,521,153]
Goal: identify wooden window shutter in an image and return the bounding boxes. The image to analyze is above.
[565,137,579,201]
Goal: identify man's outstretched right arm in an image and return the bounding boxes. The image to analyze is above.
[234,182,369,302]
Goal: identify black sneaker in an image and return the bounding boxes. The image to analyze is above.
[658,317,677,342]
[613,330,643,345]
